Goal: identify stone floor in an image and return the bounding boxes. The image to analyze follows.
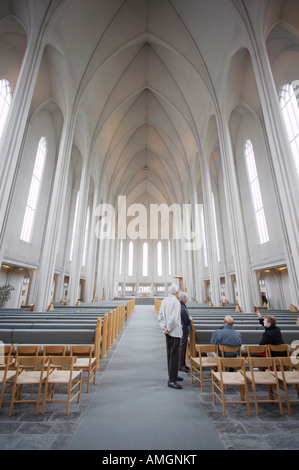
[1,322,299,451]
[192,372,299,451]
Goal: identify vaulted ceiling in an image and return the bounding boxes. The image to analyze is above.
[5,0,293,211]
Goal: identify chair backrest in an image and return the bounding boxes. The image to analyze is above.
[247,356,276,370]
[219,345,242,357]
[43,345,67,356]
[16,345,41,359]
[70,345,93,357]
[15,356,48,370]
[196,344,219,356]
[244,345,267,357]
[276,356,299,371]
[48,356,77,368]
[0,354,12,372]
[189,320,196,357]
[4,345,15,356]
[267,344,290,357]
[216,356,246,372]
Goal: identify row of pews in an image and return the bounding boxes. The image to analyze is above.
[0,299,136,362]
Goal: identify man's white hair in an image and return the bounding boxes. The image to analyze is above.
[168,283,178,295]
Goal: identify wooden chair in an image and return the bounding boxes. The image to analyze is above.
[267,344,290,357]
[276,357,299,415]
[190,345,218,391]
[43,345,68,392]
[211,357,251,417]
[0,354,17,412]
[70,345,97,393]
[244,345,268,358]
[245,357,283,415]
[42,356,83,416]
[9,356,48,416]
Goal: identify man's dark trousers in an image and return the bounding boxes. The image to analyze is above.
[165,334,181,382]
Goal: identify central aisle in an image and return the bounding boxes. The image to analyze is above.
[67,305,224,450]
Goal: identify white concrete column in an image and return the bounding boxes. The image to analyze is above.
[85,187,100,302]
[68,157,92,305]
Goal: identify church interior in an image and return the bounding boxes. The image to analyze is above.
[1,0,299,452]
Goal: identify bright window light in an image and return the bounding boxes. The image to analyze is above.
[0,78,12,141]
[279,82,299,179]
[82,207,90,266]
[157,241,162,276]
[143,242,148,276]
[70,191,80,261]
[20,137,47,243]
[211,193,220,262]
[244,139,269,245]
[128,241,133,276]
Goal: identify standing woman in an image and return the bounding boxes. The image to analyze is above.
[179,292,191,372]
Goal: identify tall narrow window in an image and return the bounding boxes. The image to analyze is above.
[82,207,90,266]
[142,242,148,276]
[168,239,172,275]
[157,241,162,277]
[70,191,80,261]
[279,82,299,179]
[20,137,47,243]
[211,193,220,262]
[201,208,208,267]
[128,241,134,276]
[119,240,123,276]
[244,139,269,244]
[0,78,12,141]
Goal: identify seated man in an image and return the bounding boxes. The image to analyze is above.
[210,315,242,357]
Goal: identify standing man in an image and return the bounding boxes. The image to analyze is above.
[158,283,183,389]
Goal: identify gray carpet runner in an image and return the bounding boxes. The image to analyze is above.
[67,305,224,450]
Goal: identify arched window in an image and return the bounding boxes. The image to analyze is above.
[157,241,162,276]
[0,78,12,141]
[168,239,172,275]
[142,242,148,276]
[279,82,299,179]
[70,191,80,261]
[211,193,220,262]
[82,207,90,266]
[201,207,208,267]
[128,241,134,276]
[20,137,47,243]
[119,240,123,275]
[244,139,269,245]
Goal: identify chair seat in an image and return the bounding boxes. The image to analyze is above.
[245,370,277,385]
[193,356,217,367]
[277,371,299,384]
[212,370,245,385]
[73,357,96,368]
[0,370,16,382]
[16,370,47,384]
[47,370,81,384]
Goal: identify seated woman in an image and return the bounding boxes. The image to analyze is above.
[255,309,286,356]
